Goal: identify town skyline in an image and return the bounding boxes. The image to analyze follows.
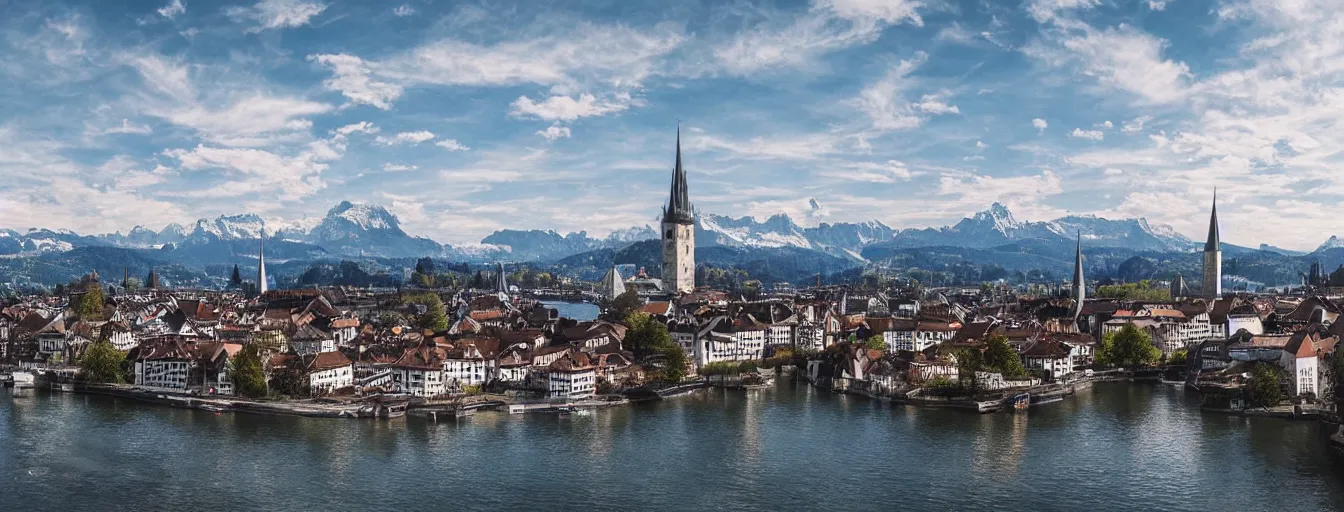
[1,0,1340,251]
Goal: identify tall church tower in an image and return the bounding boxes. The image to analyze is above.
[1202,192,1221,298]
[1071,233,1085,321]
[257,234,269,296]
[662,127,695,295]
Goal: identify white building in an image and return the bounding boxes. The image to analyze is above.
[303,352,354,396]
[1280,333,1322,397]
[881,319,959,353]
[546,352,596,399]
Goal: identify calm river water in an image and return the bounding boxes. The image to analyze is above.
[2,382,1343,511]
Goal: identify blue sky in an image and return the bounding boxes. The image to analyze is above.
[0,0,1340,250]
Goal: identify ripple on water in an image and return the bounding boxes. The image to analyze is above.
[2,383,1342,511]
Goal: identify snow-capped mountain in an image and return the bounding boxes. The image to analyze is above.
[886,203,1194,251]
[185,214,267,242]
[604,225,658,244]
[1316,236,1344,253]
[693,213,896,261]
[305,201,443,258]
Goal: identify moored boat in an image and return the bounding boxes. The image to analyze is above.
[1010,393,1031,412]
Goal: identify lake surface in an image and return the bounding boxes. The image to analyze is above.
[541,300,599,322]
[3,382,1343,511]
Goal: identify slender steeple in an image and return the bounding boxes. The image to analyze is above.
[496,262,508,296]
[257,232,268,296]
[1071,232,1085,319]
[1205,189,1220,252]
[663,125,693,225]
[1202,190,1222,298]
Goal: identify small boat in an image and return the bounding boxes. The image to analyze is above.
[378,401,408,419]
[198,404,225,413]
[1010,393,1031,412]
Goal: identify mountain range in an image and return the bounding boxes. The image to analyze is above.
[0,200,1335,287]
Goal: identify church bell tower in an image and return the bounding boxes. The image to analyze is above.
[661,127,695,295]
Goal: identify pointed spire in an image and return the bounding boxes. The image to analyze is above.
[663,124,693,225]
[257,228,268,296]
[1071,232,1085,319]
[1205,189,1220,252]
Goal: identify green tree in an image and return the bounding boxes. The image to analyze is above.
[983,335,1027,378]
[1170,349,1188,366]
[864,335,887,351]
[403,292,448,331]
[599,290,642,323]
[1099,324,1161,368]
[954,345,986,393]
[1246,363,1284,408]
[74,286,104,320]
[660,344,687,383]
[624,312,672,359]
[229,344,268,398]
[78,340,125,383]
[1095,332,1116,367]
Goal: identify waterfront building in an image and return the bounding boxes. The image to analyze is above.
[661,127,695,295]
[302,351,354,395]
[1019,339,1074,381]
[132,342,191,390]
[444,337,497,390]
[691,317,767,368]
[1202,193,1221,298]
[390,346,447,397]
[876,318,959,353]
[546,352,596,399]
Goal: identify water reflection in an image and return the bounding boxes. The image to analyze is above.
[4,383,1344,511]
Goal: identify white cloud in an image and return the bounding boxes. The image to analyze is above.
[510,93,636,122]
[1031,24,1192,104]
[1103,168,1124,175]
[331,121,378,138]
[128,54,332,147]
[821,160,913,183]
[226,0,328,32]
[851,52,957,131]
[537,125,572,141]
[105,118,152,135]
[975,140,988,149]
[162,143,333,197]
[913,92,960,115]
[1096,120,1113,129]
[157,0,186,19]
[1121,116,1151,133]
[1026,0,1101,23]
[392,4,415,17]
[1147,0,1170,10]
[382,163,417,172]
[435,139,470,151]
[1069,128,1105,140]
[712,0,927,75]
[308,54,403,110]
[309,23,682,110]
[1032,118,1048,132]
[821,0,925,25]
[375,130,435,145]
